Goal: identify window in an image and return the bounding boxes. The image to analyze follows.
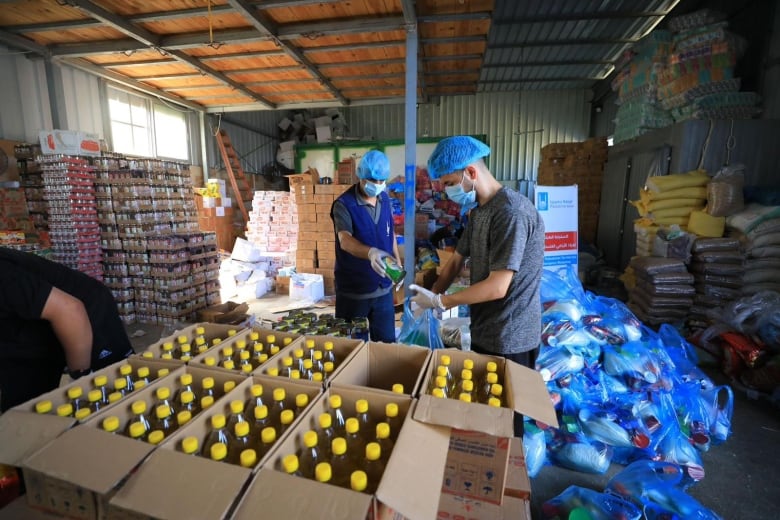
[107,86,190,161]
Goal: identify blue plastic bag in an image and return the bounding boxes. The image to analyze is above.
[542,485,642,520]
[397,297,444,349]
[523,422,547,478]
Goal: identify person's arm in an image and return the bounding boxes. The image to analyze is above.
[392,232,401,266]
[438,269,513,309]
[431,250,466,295]
[337,230,373,260]
[40,287,93,372]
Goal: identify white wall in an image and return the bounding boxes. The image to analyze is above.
[0,47,52,142]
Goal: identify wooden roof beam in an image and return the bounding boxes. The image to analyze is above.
[317,58,405,69]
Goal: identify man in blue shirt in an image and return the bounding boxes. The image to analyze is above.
[330,150,401,343]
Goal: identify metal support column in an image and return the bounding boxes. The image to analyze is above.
[43,58,61,129]
[199,111,209,185]
[402,24,418,289]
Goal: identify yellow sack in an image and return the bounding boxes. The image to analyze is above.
[653,216,690,226]
[688,210,725,238]
[620,266,637,291]
[645,170,709,193]
[651,205,704,219]
[634,222,659,238]
[647,198,706,212]
[630,199,649,217]
[640,186,708,203]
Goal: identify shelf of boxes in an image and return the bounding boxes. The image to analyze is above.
[40,155,102,280]
[245,191,298,254]
[16,144,48,240]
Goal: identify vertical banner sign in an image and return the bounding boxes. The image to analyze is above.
[535,185,578,274]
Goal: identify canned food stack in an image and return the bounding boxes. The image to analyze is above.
[40,155,103,280]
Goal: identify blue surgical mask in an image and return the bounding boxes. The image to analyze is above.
[445,172,477,214]
[363,180,385,197]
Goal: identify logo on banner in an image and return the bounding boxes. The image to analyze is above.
[537,192,549,211]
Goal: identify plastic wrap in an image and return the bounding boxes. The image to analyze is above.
[397,298,444,349]
[523,423,547,478]
[636,279,696,297]
[694,283,741,300]
[750,232,780,248]
[691,237,741,253]
[746,245,780,258]
[691,250,744,264]
[637,270,695,284]
[706,165,744,217]
[689,261,744,276]
[549,440,613,474]
[630,256,688,275]
[542,486,642,520]
[692,273,742,288]
[631,288,693,309]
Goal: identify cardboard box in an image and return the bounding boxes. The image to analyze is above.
[413,349,558,437]
[275,275,291,295]
[195,301,249,324]
[190,326,302,375]
[505,438,532,500]
[440,429,509,505]
[256,335,364,383]
[436,493,531,520]
[330,341,430,397]
[137,323,245,361]
[0,139,21,182]
[290,273,324,302]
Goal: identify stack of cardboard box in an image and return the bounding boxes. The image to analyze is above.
[537,138,609,244]
[291,173,351,295]
[245,191,297,253]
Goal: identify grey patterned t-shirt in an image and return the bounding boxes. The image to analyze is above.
[456,187,545,354]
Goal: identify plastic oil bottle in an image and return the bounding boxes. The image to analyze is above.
[330,437,352,489]
[345,418,366,465]
[67,386,88,413]
[245,384,265,412]
[317,413,335,460]
[179,391,198,415]
[295,393,309,416]
[297,430,320,479]
[226,400,248,432]
[329,395,347,437]
[477,372,499,404]
[200,377,216,400]
[181,436,200,456]
[125,400,151,436]
[204,414,233,456]
[363,442,385,494]
[154,387,176,417]
[257,426,277,459]
[269,388,287,427]
[251,405,270,437]
[355,399,375,441]
[87,389,104,413]
[152,405,176,436]
[384,403,402,441]
[92,375,110,404]
[118,363,135,392]
[351,470,368,493]
[229,422,252,465]
[375,423,394,464]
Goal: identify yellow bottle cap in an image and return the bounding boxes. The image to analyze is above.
[323,362,334,373]
[319,413,332,429]
[440,354,451,366]
[432,388,445,398]
[181,354,192,362]
[463,359,474,371]
[228,329,237,337]
[329,394,342,408]
[177,410,192,426]
[202,376,215,389]
[131,400,147,414]
[134,380,147,390]
[119,364,133,376]
[258,353,269,363]
[235,421,250,437]
[201,395,215,409]
[181,391,195,404]
[280,409,295,425]
[386,402,398,418]
[282,357,293,367]
[351,470,368,492]
[463,380,474,392]
[332,437,347,455]
[282,454,299,474]
[108,392,123,403]
[261,426,276,444]
[158,368,170,378]
[461,369,472,380]
[488,397,502,408]
[162,341,174,351]
[266,335,276,344]
[67,386,83,399]
[392,383,404,394]
[212,338,222,346]
[435,376,447,389]
[355,399,369,414]
[254,405,268,419]
[253,342,264,352]
[313,351,323,361]
[303,359,313,370]
[93,375,108,387]
[56,403,73,417]
[181,344,191,353]
[156,405,171,419]
[324,341,334,351]
[195,326,206,335]
[241,364,252,374]
[230,400,244,414]
[87,389,102,403]
[269,346,280,355]
[156,387,170,400]
[459,393,472,403]
[75,408,91,420]
[222,346,234,357]
[273,388,286,401]
[182,436,199,454]
[141,351,154,359]
[486,361,498,373]
[267,367,279,377]
[137,367,150,379]
[487,372,499,384]
[35,400,52,414]
[146,430,165,445]
[315,462,332,483]
[161,353,173,360]
[312,372,323,382]
[283,337,293,346]
[210,442,227,461]
[376,422,390,440]
[180,373,193,386]
[490,383,503,397]
[290,370,301,380]
[303,430,318,448]
[195,337,206,347]
[437,366,448,378]
[129,421,146,439]
[224,381,236,392]
[223,360,235,370]
[211,414,226,429]
[177,335,188,345]
[250,384,263,397]
[250,331,259,341]
[293,348,304,359]
[114,378,127,390]
[295,393,309,408]
[305,339,315,349]
[240,449,257,468]
[102,416,120,432]
[240,350,250,360]
[366,442,381,461]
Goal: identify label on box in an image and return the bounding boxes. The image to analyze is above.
[441,429,509,505]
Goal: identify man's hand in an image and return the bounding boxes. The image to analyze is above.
[409,284,446,311]
[368,247,391,277]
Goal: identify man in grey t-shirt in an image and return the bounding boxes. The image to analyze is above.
[410,136,545,367]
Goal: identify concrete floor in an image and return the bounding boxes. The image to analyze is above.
[125,292,780,520]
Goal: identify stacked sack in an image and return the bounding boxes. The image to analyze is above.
[727,203,780,295]
[688,237,744,329]
[611,32,673,144]
[633,169,709,255]
[660,9,760,123]
[626,256,694,326]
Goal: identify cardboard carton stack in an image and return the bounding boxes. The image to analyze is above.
[40,155,103,280]
[196,178,236,252]
[291,173,350,295]
[537,138,609,244]
[94,155,218,325]
[245,191,297,253]
[15,143,48,244]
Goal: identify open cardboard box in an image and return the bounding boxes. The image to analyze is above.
[413,349,558,437]
[135,323,245,362]
[105,375,322,520]
[231,386,413,520]
[254,334,364,384]
[329,341,431,397]
[0,357,177,469]
[195,301,249,324]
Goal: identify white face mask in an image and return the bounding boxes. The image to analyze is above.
[362,180,386,197]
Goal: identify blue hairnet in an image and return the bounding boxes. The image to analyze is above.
[427,136,490,179]
[357,150,390,181]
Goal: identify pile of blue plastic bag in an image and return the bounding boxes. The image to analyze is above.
[531,268,731,519]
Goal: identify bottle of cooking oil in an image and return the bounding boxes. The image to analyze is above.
[200,376,216,399]
[35,400,52,414]
[239,449,257,468]
[312,350,324,374]
[226,400,248,432]
[355,399,374,441]
[160,341,174,359]
[125,400,151,436]
[102,416,121,434]
[430,376,449,398]
[282,454,303,477]
[478,361,498,395]
[177,410,192,427]
[344,418,366,465]
[220,346,234,367]
[330,437,352,489]
[118,363,135,392]
[210,442,228,462]
[391,383,404,394]
[315,462,332,484]
[56,403,74,417]
[238,350,252,371]
[323,361,335,380]
[92,375,110,404]
[229,422,252,465]
[154,387,176,417]
[67,386,88,412]
[363,442,385,494]
[204,414,233,455]
[318,413,335,459]
[304,339,316,363]
[174,373,197,402]
[181,436,200,455]
[329,395,347,437]
[252,405,270,437]
[257,426,277,458]
[266,335,279,356]
[297,430,320,479]
[293,348,305,373]
[178,391,198,415]
[375,422,394,463]
[280,356,294,378]
[294,393,309,416]
[87,389,104,413]
[323,341,336,365]
[347,470,367,494]
[151,404,176,436]
[279,410,295,436]
[201,395,215,410]
[477,372,499,404]
[439,355,455,391]
[234,339,248,358]
[128,421,147,442]
[147,430,165,446]
[384,403,402,441]
[112,377,129,398]
[302,359,314,381]
[245,384,264,411]
[453,374,475,402]
[135,367,151,387]
[488,383,504,407]
[269,388,287,427]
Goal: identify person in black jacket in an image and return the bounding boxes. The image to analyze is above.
[0,247,133,411]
